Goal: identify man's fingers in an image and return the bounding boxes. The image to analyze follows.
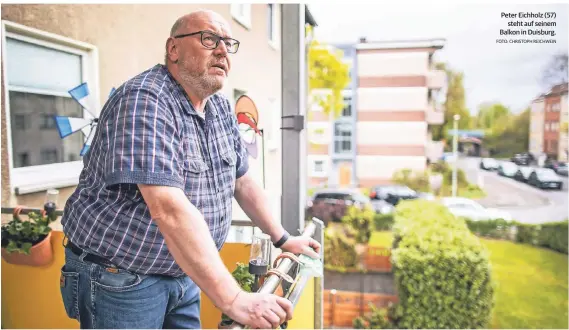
[275,297,294,320]
[272,301,287,324]
[264,310,281,329]
[309,238,321,254]
[302,245,320,259]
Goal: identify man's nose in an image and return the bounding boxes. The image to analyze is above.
[214,41,229,55]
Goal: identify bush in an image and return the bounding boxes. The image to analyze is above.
[538,221,568,254]
[392,169,431,192]
[389,200,494,329]
[464,218,516,240]
[374,213,394,231]
[323,226,358,269]
[341,206,374,244]
[305,201,347,225]
[353,304,394,329]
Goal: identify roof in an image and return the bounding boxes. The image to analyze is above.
[355,38,446,51]
[532,82,568,102]
[305,5,317,27]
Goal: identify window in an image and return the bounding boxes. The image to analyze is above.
[334,122,352,154]
[267,4,278,47]
[341,96,352,117]
[2,20,99,194]
[314,160,323,173]
[231,4,252,29]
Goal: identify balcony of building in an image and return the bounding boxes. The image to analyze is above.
[426,103,445,125]
[427,69,446,90]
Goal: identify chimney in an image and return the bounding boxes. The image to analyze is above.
[359,37,367,43]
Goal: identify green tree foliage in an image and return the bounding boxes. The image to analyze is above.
[431,63,472,141]
[306,25,351,117]
[483,107,530,156]
[475,102,511,132]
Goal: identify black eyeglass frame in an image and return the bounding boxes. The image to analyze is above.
[173,30,240,54]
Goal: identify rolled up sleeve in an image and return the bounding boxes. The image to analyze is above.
[103,86,185,189]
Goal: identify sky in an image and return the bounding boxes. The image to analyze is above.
[308,2,568,115]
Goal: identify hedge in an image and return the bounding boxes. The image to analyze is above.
[323,226,358,269]
[466,218,568,254]
[374,213,394,231]
[387,200,494,329]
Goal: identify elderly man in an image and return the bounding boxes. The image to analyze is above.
[59,9,320,329]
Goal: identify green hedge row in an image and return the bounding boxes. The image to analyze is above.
[387,200,494,329]
[466,218,568,254]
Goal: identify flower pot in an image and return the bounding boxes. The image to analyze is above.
[218,318,234,329]
[1,231,54,267]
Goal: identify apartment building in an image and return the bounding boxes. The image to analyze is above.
[307,38,446,188]
[529,83,568,161]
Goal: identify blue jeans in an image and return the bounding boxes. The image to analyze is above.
[59,247,201,329]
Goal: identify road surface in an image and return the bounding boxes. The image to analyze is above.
[457,157,568,224]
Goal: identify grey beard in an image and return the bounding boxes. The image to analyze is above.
[178,64,223,99]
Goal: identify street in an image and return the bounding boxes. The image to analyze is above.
[458,157,568,224]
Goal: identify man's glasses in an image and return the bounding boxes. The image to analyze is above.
[174,30,240,54]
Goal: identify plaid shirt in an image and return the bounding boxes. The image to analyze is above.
[61,64,249,277]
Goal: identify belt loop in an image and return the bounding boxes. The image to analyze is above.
[79,251,89,262]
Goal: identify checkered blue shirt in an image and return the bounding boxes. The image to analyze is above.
[61,64,249,277]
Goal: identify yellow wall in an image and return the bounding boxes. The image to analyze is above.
[1,231,315,329]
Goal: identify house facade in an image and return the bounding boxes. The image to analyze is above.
[1,4,284,219]
[529,83,568,162]
[307,38,446,188]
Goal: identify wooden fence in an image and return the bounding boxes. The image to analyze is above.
[363,246,392,272]
[323,290,398,328]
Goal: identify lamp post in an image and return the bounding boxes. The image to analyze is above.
[452,114,460,197]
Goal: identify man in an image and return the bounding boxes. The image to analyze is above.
[59,9,320,329]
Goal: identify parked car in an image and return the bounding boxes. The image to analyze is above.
[479,158,499,170]
[369,185,418,206]
[511,152,534,166]
[527,168,564,190]
[441,197,513,221]
[497,161,518,178]
[544,160,568,176]
[513,166,534,183]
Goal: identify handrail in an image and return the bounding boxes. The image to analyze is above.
[229,219,323,329]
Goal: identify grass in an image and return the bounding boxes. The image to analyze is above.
[368,231,568,329]
[484,239,568,329]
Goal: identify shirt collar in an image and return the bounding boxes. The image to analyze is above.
[160,64,219,118]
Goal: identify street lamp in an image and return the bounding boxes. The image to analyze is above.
[452,114,460,197]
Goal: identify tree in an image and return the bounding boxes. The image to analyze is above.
[306,25,351,117]
[475,102,511,132]
[484,107,530,156]
[541,52,568,89]
[431,62,472,141]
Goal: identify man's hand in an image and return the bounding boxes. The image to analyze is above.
[280,236,321,259]
[224,291,293,329]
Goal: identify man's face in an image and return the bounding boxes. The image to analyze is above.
[175,14,234,95]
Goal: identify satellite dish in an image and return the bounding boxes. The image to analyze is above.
[54,83,115,156]
[235,94,262,159]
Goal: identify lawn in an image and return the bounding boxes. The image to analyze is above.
[368,231,568,329]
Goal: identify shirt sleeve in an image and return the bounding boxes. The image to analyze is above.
[102,86,185,189]
[226,98,249,179]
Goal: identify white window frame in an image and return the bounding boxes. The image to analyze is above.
[308,156,329,178]
[231,4,252,30]
[2,20,100,195]
[267,4,279,50]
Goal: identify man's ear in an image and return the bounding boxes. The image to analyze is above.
[165,37,179,63]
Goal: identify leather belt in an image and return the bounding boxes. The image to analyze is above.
[66,240,117,268]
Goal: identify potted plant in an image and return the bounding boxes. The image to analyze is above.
[1,206,58,267]
[219,262,256,329]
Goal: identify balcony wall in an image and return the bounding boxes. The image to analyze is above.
[1,230,316,329]
[427,70,446,90]
[426,105,444,125]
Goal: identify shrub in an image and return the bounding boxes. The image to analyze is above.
[429,160,450,174]
[464,218,516,240]
[389,200,494,329]
[341,206,374,244]
[392,169,431,192]
[323,226,358,269]
[538,221,568,254]
[374,213,394,231]
[515,223,540,245]
[353,304,394,329]
[305,201,347,225]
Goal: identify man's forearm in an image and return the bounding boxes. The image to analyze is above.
[140,185,241,313]
[234,173,286,243]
